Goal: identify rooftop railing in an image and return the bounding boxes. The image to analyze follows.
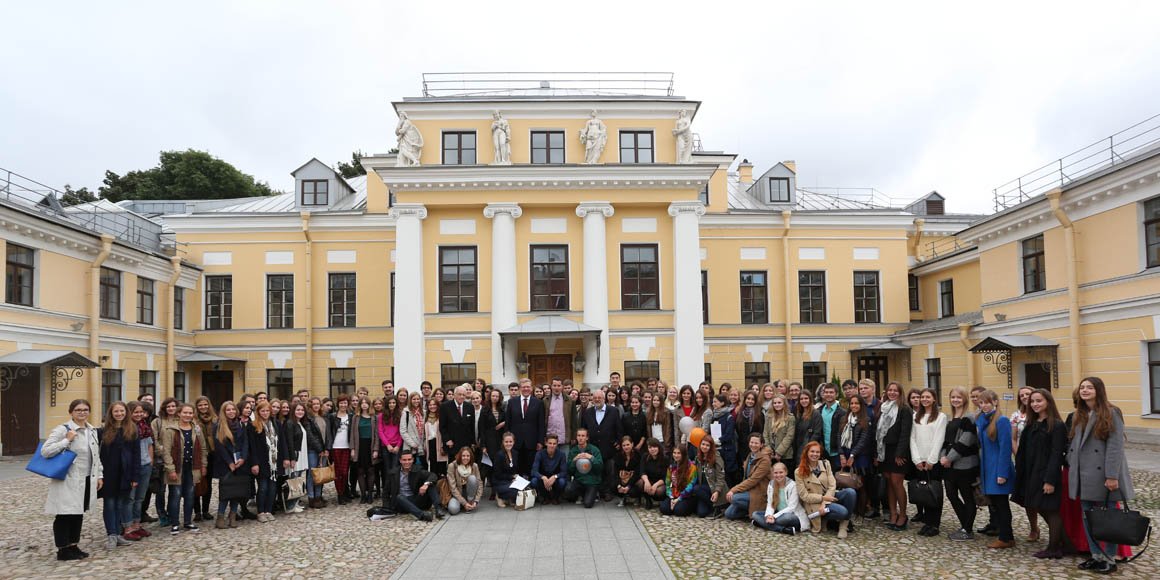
[421,72,676,98]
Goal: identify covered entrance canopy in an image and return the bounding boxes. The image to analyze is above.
[498,316,603,372]
[177,351,246,363]
[848,341,911,390]
[969,335,1059,389]
[0,350,98,407]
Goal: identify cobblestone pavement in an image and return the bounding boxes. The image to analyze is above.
[635,469,1158,580]
[0,475,432,579]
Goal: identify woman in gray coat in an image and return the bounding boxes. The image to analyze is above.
[42,399,104,561]
[1067,377,1134,575]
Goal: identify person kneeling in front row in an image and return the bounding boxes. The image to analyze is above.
[659,445,697,517]
[564,428,603,508]
[533,434,568,504]
[796,442,856,538]
[389,450,443,522]
[446,446,481,515]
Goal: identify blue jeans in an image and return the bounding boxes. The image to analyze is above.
[257,476,277,514]
[752,510,802,532]
[724,491,750,520]
[102,492,130,535]
[130,464,151,522]
[306,451,320,499]
[823,487,857,521]
[1081,500,1120,563]
[167,469,195,526]
[691,484,716,517]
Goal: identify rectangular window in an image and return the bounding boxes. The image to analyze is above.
[744,362,771,387]
[101,369,122,417]
[798,270,826,323]
[530,245,568,311]
[174,287,184,330]
[205,275,232,330]
[530,130,565,164]
[853,271,880,323]
[740,271,768,324]
[173,372,186,403]
[1022,234,1046,293]
[621,244,659,310]
[442,131,477,165]
[704,363,712,385]
[136,277,154,325]
[926,358,942,400]
[139,370,157,399]
[699,183,710,206]
[329,273,356,328]
[390,272,395,326]
[908,274,920,312]
[803,362,827,391]
[267,369,293,401]
[768,177,790,203]
[619,131,654,164]
[267,274,294,329]
[939,279,955,318]
[1149,341,1160,414]
[1147,197,1160,268]
[329,368,356,400]
[701,270,709,324]
[301,179,328,206]
[100,267,121,320]
[624,360,660,385]
[439,247,478,313]
[440,363,476,391]
[5,243,34,306]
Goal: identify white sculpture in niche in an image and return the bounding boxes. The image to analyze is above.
[395,112,424,167]
[491,111,512,165]
[673,110,693,164]
[579,110,607,164]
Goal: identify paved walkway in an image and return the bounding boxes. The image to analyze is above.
[390,499,674,580]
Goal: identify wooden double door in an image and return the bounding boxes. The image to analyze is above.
[529,355,573,387]
[1,366,41,455]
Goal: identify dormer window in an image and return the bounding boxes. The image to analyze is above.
[302,180,329,206]
[769,177,790,203]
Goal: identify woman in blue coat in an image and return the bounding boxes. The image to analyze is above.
[976,390,1016,549]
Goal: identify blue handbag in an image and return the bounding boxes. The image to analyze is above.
[26,425,77,480]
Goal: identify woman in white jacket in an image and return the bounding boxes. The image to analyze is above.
[42,399,104,561]
[909,388,947,537]
[751,462,808,535]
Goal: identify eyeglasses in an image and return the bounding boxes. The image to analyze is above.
[74,409,90,413]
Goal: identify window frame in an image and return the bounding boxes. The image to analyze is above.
[624,360,660,385]
[390,272,395,327]
[768,177,791,203]
[266,369,293,401]
[1147,197,1160,269]
[136,277,155,325]
[803,362,828,391]
[173,286,184,330]
[101,369,123,417]
[620,244,660,311]
[173,371,186,402]
[908,273,920,312]
[939,279,955,319]
[329,367,356,400]
[1149,341,1160,414]
[701,270,709,324]
[699,183,710,206]
[530,245,569,311]
[138,370,157,399]
[744,362,771,387]
[440,363,477,391]
[798,270,827,323]
[703,362,712,385]
[1022,234,1046,293]
[853,270,881,324]
[301,179,329,206]
[439,246,478,313]
[618,130,655,164]
[740,270,768,324]
[266,274,295,329]
[926,358,942,400]
[5,243,35,306]
[530,130,565,164]
[99,267,121,320]
[441,131,477,165]
[204,275,233,330]
[328,272,357,328]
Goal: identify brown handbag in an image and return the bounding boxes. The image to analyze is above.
[436,478,452,507]
[311,459,335,486]
[835,469,863,490]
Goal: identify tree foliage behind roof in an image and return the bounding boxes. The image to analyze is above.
[336,150,366,179]
[99,149,276,202]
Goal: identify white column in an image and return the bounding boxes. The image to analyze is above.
[390,203,428,388]
[484,203,522,387]
[669,201,706,387]
[576,202,614,387]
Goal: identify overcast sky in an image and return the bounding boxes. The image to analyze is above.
[2,0,1158,214]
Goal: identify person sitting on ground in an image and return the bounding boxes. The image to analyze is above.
[565,428,604,509]
[388,450,442,522]
[752,462,808,535]
[659,445,698,517]
[693,436,729,518]
[446,446,481,515]
[492,432,519,508]
[532,434,569,504]
[637,438,668,509]
[612,436,641,507]
[796,441,856,538]
[724,433,771,520]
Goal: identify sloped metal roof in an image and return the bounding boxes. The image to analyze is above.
[0,350,98,367]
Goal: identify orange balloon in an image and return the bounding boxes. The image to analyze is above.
[689,427,707,447]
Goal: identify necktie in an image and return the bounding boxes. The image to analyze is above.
[458,403,463,416]
[523,397,528,418]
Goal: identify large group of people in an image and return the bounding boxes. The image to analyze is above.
[40,373,1137,574]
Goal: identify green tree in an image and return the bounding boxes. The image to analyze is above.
[336,150,366,178]
[99,149,275,202]
[59,184,98,206]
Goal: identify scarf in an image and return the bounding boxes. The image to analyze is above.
[265,427,279,481]
[702,405,735,431]
[739,406,754,427]
[875,400,899,462]
[841,416,855,450]
[136,418,154,440]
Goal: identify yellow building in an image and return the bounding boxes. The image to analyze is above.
[3,73,1159,454]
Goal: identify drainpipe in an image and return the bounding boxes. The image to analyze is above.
[910,218,925,260]
[166,256,182,400]
[958,323,975,388]
[89,234,114,404]
[302,213,314,395]
[782,211,794,380]
[1046,189,1082,383]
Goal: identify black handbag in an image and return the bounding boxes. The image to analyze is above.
[908,477,943,509]
[1086,497,1151,562]
[218,471,253,501]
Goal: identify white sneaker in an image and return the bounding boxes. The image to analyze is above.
[115,535,131,546]
[106,535,118,550]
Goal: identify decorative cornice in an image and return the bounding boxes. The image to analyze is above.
[575,202,614,218]
[483,202,523,219]
[668,201,706,217]
[388,203,428,220]
[376,163,715,192]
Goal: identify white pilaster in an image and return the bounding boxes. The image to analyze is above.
[484,203,522,387]
[390,203,428,388]
[669,201,706,387]
[577,202,614,387]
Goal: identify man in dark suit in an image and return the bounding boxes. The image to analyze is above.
[439,385,476,457]
[581,389,622,501]
[386,450,442,521]
[506,378,546,477]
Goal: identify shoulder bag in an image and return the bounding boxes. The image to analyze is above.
[26,425,77,480]
[908,476,943,509]
[835,468,863,490]
[311,457,335,486]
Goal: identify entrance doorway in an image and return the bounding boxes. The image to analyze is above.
[201,370,234,409]
[529,355,572,387]
[856,356,889,398]
[1024,363,1051,391]
[1,366,41,455]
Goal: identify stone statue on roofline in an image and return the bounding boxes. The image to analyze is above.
[395,112,424,167]
[673,110,693,164]
[579,110,607,164]
[491,111,512,165]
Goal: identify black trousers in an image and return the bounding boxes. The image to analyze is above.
[564,480,599,508]
[53,476,90,548]
[659,497,695,516]
[989,494,1014,542]
[943,472,976,531]
[517,448,536,479]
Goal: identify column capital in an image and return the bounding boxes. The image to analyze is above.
[389,203,428,220]
[667,201,706,218]
[575,202,614,218]
[483,202,523,219]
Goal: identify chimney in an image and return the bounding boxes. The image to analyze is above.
[782,160,796,173]
[738,159,753,186]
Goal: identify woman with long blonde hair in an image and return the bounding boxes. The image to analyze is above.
[211,401,248,529]
[246,401,281,521]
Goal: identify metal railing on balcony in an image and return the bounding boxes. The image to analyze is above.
[921,235,973,261]
[421,72,676,98]
[992,113,1160,212]
[795,187,911,211]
